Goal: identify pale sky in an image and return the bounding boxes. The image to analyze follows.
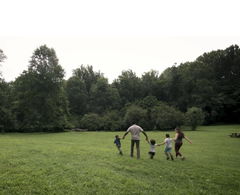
[1,0,240,83]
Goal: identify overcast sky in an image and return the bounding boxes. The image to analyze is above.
[1,0,239,83]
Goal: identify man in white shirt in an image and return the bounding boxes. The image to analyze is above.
[122,122,148,159]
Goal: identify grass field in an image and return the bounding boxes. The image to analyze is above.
[0,125,240,195]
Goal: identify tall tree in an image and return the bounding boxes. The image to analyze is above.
[0,80,17,132]
[72,65,102,100]
[0,50,16,132]
[150,101,184,130]
[72,65,103,113]
[112,70,142,107]
[196,44,240,122]
[13,45,70,132]
[0,49,7,78]
[66,76,88,116]
[141,70,159,97]
[90,77,120,114]
[123,105,148,129]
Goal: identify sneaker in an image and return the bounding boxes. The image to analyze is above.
[120,151,123,155]
[181,157,185,161]
[167,156,170,160]
[171,156,174,161]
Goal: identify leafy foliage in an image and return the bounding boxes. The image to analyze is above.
[184,107,205,130]
[0,79,17,132]
[100,110,122,131]
[80,113,101,131]
[0,49,7,78]
[151,102,184,129]
[12,45,70,132]
[1,44,240,132]
[123,105,148,129]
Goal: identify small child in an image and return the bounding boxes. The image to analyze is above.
[159,134,174,160]
[147,139,161,159]
[114,135,123,155]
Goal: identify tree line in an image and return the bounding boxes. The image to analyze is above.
[0,44,239,132]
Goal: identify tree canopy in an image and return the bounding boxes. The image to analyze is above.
[1,44,239,132]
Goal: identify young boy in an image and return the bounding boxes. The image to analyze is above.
[114,135,123,155]
[159,134,174,160]
[147,139,161,159]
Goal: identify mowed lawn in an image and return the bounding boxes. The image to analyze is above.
[0,125,240,195]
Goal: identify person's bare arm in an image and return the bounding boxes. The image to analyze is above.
[184,136,192,143]
[171,133,178,141]
[142,131,148,142]
[122,132,128,139]
[157,142,165,146]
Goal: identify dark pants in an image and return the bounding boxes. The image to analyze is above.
[175,142,183,157]
[116,145,121,152]
[131,140,140,158]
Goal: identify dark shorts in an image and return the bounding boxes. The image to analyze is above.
[148,151,155,156]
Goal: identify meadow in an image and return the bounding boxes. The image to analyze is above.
[0,125,240,195]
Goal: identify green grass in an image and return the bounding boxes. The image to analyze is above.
[0,125,240,195]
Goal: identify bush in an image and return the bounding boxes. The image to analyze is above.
[150,102,184,129]
[184,107,205,130]
[123,105,148,129]
[80,113,101,131]
[101,110,122,131]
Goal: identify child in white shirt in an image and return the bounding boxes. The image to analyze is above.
[147,139,161,159]
[159,134,174,160]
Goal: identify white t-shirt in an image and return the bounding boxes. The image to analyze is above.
[126,124,144,140]
[149,143,157,152]
[164,138,172,148]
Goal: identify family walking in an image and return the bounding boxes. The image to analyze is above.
[114,122,192,160]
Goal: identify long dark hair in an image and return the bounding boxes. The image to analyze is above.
[175,128,184,138]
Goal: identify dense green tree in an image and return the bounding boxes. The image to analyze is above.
[123,105,148,129]
[0,79,17,132]
[2,44,239,133]
[69,66,120,115]
[90,77,120,114]
[0,49,7,78]
[80,113,101,131]
[141,70,159,97]
[196,45,240,122]
[72,64,102,100]
[150,102,184,130]
[112,70,142,107]
[0,50,17,132]
[13,45,70,132]
[158,66,184,107]
[184,107,205,130]
[66,76,88,116]
[72,65,105,113]
[100,110,122,131]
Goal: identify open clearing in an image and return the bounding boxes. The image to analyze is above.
[0,125,240,195]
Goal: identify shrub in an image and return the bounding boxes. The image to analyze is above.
[101,110,122,131]
[80,113,101,131]
[150,102,184,129]
[184,107,205,130]
[123,105,148,129]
